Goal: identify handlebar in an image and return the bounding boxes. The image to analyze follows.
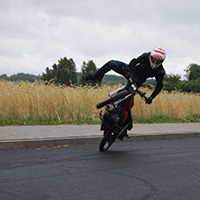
[136,89,148,101]
[126,78,148,102]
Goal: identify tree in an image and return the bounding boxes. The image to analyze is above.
[185,63,200,81]
[0,74,9,80]
[42,57,77,86]
[163,74,181,92]
[81,60,97,85]
[179,80,200,93]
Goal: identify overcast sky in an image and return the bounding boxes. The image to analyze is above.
[1,0,200,77]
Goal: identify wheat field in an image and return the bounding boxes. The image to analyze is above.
[0,80,200,123]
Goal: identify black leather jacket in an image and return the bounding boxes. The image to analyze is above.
[127,52,165,99]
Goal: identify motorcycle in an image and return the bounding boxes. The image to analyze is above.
[96,80,147,152]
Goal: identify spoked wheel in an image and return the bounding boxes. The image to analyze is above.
[99,131,116,152]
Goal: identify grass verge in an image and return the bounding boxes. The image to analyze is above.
[0,115,200,126]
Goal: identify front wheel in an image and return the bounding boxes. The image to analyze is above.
[99,131,115,152]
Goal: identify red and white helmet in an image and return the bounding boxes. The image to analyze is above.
[149,48,166,69]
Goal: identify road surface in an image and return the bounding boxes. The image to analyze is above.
[0,138,200,200]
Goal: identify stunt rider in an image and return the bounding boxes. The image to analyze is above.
[82,48,166,137]
[82,48,166,104]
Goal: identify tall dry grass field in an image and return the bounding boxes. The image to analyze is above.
[0,81,200,123]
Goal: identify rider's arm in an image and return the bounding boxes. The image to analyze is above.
[150,69,165,99]
[128,53,149,69]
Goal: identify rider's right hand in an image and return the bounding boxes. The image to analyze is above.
[146,97,153,104]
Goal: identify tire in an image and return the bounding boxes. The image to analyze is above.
[96,90,129,109]
[99,131,115,152]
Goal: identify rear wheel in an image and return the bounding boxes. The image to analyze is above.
[99,131,115,152]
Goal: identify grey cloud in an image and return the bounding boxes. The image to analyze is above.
[0,0,200,76]
[30,0,200,25]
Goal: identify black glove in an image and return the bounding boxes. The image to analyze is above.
[146,97,153,104]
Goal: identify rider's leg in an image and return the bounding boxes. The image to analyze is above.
[118,110,133,140]
[82,60,127,82]
[120,97,134,130]
[127,110,133,130]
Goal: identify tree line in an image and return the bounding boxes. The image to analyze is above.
[163,63,200,93]
[0,73,40,82]
[0,57,200,93]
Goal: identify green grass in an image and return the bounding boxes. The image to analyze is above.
[0,115,200,126]
[0,118,101,126]
[132,115,189,123]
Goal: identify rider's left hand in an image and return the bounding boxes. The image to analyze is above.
[146,97,153,104]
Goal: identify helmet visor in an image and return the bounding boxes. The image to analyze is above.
[151,56,163,65]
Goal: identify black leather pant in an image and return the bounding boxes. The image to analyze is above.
[90,60,127,82]
[90,60,142,86]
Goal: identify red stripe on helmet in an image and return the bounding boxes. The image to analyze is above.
[154,49,165,55]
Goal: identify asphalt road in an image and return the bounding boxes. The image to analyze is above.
[0,138,200,200]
